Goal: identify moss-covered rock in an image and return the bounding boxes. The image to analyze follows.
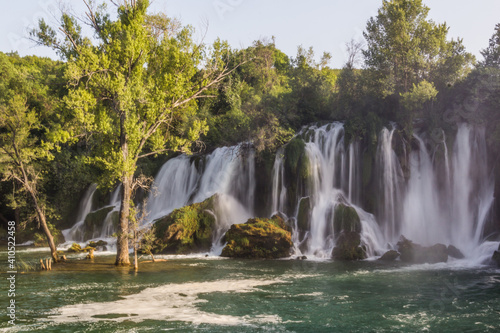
[153,195,218,254]
[221,215,292,259]
[68,243,82,253]
[397,236,448,264]
[333,203,361,234]
[83,206,118,241]
[331,203,365,260]
[332,231,366,260]
[87,240,108,251]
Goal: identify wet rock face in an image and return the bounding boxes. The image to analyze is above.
[397,236,448,264]
[446,245,464,259]
[332,203,366,261]
[154,195,218,254]
[492,244,500,267]
[332,231,366,261]
[83,206,117,241]
[379,250,400,261]
[221,215,292,259]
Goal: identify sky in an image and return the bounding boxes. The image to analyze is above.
[1,0,499,68]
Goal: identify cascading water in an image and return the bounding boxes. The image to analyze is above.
[145,145,255,254]
[99,185,122,238]
[271,123,386,258]
[376,127,404,242]
[380,123,495,255]
[65,120,496,262]
[62,184,97,242]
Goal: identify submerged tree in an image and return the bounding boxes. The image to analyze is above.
[31,0,238,265]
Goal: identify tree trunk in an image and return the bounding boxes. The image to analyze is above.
[134,246,138,271]
[115,173,132,265]
[30,192,59,263]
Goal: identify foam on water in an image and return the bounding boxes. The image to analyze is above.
[48,279,284,325]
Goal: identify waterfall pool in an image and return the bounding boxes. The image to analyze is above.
[2,248,499,332]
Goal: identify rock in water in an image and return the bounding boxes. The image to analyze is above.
[379,250,400,261]
[333,203,362,234]
[492,244,500,267]
[68,243,82,253]
[297,196,311,234]
[221,215,292,259]
[397,236,448,264]
[153,195,218,254]
[332,203,366,260]
[332,232,366,260]
[83,206,118,241]
[446,245,465,259]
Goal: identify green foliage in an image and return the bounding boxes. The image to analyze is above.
[32,221,65,246]
[364,0,449,95]
[400,80,438,111]
[480,23,500,68]
[200,40,336,153]
[399,80,438,127]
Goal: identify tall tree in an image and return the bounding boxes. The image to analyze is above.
[481,23,500,68]
[31,0,237,265]
[0,53,60,262]
[363,0,471,97]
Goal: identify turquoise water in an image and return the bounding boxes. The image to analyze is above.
[1,249,500,332]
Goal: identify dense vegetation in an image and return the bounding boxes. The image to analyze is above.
[1,0,499,264]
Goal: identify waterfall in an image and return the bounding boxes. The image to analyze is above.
[377,127,404,242]
[99,185,122,238]
[65,120,495,261]
[401,134,447,245]
[270,123,386,258]
[271,148,286,215]
[381,123,494,253]
[145,145,255,254]
[62,184,97,242]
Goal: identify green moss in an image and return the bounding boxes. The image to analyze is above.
[284,137,308,180]
[333,203,361,234]
[68,243,82,253]
[221,215,292,259]
[283,137,310,214]
[154,195,218,254]
[87,240,108,248]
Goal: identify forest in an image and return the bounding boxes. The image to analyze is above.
[1,0,500,265]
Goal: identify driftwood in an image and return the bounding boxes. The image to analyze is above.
[141,259,167,263]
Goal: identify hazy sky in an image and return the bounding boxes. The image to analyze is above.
[1,0,499,68]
